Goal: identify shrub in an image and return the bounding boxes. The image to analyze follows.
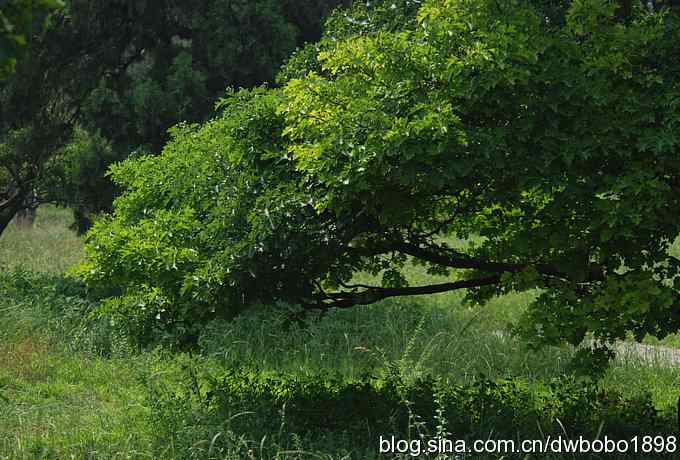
[143,363,673,459]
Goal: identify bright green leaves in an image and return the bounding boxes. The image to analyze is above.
[82,0,680,351]
[80,88,293,345]
[424,0,543,92]
[282,28,468,226]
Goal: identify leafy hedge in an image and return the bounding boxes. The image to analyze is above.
[144,364,674,458]
[211,369,667,439]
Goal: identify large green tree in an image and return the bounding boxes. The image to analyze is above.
[81,0,680,350]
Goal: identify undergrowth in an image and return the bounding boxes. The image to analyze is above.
[1,207,680,459]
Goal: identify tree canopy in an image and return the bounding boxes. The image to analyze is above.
[1,0,142,234]
[80,0,680,348]
[0,0,346,235]
[0,0,62,77]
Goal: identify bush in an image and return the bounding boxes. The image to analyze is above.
[143,362,673,459]
[212,368,668,440]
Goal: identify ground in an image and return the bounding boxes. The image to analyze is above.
[0,206,679,459]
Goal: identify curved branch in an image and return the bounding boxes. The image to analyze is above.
[305,275,501,310]
[392,241,605,282]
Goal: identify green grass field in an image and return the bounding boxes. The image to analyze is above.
[0,206,84,274]
[1,207,680,459]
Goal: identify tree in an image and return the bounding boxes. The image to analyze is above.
[0,0,209,233]
[0,0,63,78]
[0,1,65,231]
[57,0,349,233]
[80,0,680,349]
[0,0,64,227]
[0,0,347,236]
[1,0,171,235]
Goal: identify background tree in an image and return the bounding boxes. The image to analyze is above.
[1,0,144,235]
[0,0,63,77]
[54,0,348,232]
[0,0,348,235]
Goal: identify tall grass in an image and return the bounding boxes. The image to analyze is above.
[199,296,573,385]
[0,206,679,459]
[0,349,154,459]
[0,206,84,273]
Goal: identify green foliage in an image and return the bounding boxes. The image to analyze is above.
[0,121,70,235]
[0,268,122,355]
[193,0,296,87]
[43,129,120,233]
[83,0,680,357]
[277,0,422,84]
[78,88,297,346]
[0,0,348,235]
[0,0,62,77]
[143,363,670,458]
[63,0,348,232]
[0,0,174,235]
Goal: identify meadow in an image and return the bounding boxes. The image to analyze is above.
[1,207,680,459]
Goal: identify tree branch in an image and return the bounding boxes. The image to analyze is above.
[0,188,22,210]
[305,275,501,310]
[391,240,605,282]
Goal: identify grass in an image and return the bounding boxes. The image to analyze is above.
[0,346,153,459]
[199,295,572,385]
[0,206,84,274]
[0,208,152,458]
[0,206,679,459]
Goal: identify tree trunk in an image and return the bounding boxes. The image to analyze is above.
[14,189,37,229]
[0,203,21,237]
[15,207,37,228]
[0,191,25,238]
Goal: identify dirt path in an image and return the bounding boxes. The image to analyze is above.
[493,329,680,366]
